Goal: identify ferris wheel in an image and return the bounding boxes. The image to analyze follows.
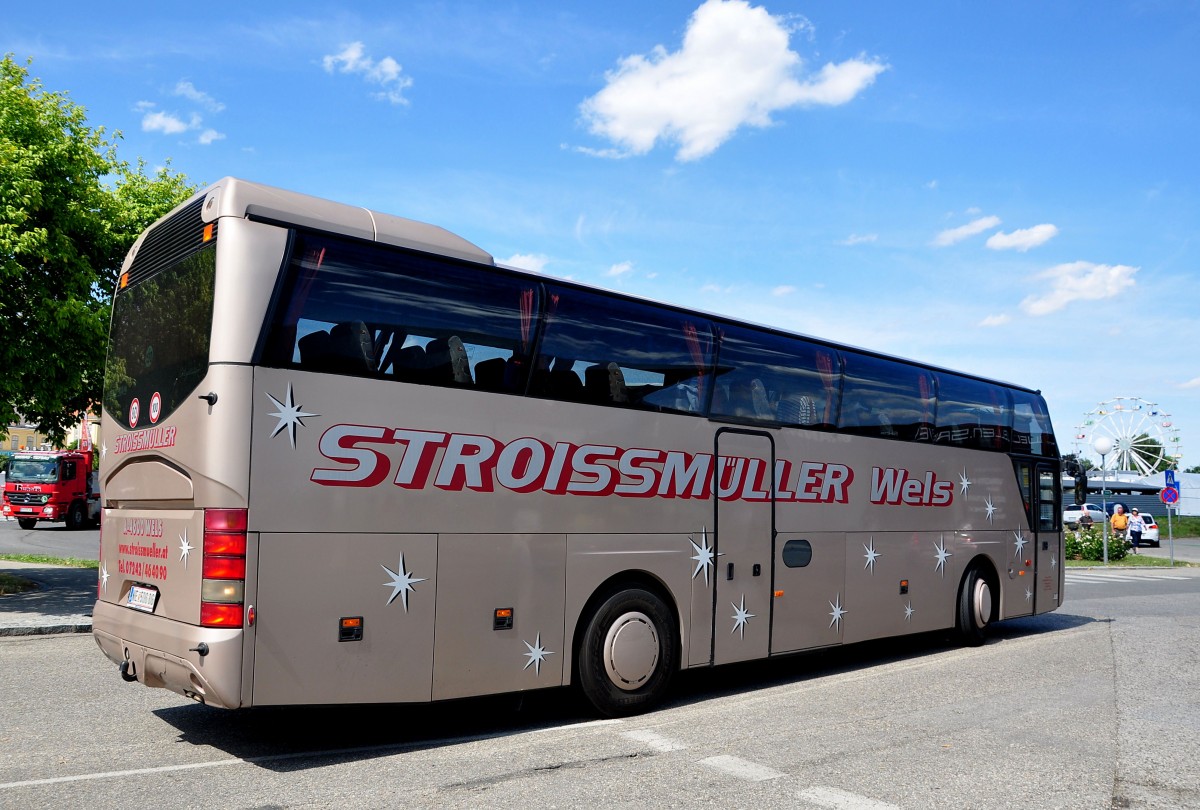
[1073,397,1183,476]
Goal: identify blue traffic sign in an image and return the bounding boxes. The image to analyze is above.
[1161,486,1180,505]
[1165,469,1177,488]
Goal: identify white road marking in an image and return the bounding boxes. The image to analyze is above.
[698,754,786,782]
[799,785,900,809]
[622,729,686,752]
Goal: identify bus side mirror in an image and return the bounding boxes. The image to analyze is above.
[1074,470,1087,505]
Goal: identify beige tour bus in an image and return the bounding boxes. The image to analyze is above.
[94,178,1064,716]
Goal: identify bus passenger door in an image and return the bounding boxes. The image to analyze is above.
[712,429,775,665]
[1032,463,1062,612]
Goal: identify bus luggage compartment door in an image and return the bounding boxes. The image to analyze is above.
[712,429,775,666]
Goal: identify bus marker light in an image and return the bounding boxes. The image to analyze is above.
[119,272,129,289]
[247,605,256,627]
[202,223,214,242]
[774,590,784,598]
[493,607,514,630]
[899,580,909,595]
[1018,570,1026,576]
[339,616,363,642]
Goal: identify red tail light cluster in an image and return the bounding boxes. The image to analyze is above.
[200,508,247,628]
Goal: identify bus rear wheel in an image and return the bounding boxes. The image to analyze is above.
[577,586,677,717]
[17,518,37,530]
[956,566,992,647]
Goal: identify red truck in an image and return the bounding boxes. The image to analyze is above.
[2,449,100,530]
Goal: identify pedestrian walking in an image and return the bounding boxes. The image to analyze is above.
[1127,508,1145,554]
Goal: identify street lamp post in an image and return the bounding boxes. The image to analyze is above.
[1094,436,1113,565]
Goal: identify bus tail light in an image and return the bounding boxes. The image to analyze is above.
[201,508,247,628]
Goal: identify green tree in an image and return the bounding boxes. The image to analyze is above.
[1185,465,1200,475]
[0,55,195,444]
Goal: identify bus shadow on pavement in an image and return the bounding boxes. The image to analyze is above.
[151,611,1098,771]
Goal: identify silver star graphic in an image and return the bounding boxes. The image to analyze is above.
[904,602,914,622]
[99,562,109,595]
[1025,587,1033,601]
[934,535,952,577]
[1051,556,1057,569]
[689,527,720,585]
[101,442,107,461]
[266,383,318,449]
[959,468,971,495]
[984,496,996,523]
[730,594,755,638]
[178,529,194,569]
[1013,529,1028,558]
[863,539,881,573]
[381,553,426,612]
[522,632,555,675]
[828,593,847,630]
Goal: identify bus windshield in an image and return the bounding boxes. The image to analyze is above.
[103,246,217,430]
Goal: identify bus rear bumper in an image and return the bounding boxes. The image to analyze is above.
[92,600,243,709]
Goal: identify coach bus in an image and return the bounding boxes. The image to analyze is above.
[93,178,1063,716]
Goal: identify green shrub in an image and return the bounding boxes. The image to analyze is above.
[1066,525,1129,562]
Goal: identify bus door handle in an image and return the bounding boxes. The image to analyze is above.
[727,562,734,581]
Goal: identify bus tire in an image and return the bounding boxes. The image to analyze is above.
[66,501,87,531]
[577,586,677,718]
[17,518,37,530]
[956,566,992,647]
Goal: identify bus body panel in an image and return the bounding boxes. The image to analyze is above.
[251,532,437,705]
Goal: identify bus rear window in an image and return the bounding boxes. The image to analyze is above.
[104,246,216,430]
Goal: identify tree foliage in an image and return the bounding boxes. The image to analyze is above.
[0,55,196,443]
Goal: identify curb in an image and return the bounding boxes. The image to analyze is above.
[0,622,92,637]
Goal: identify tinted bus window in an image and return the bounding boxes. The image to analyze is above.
[711,326,841,428]
[934,373,1012,451]
[1011,390,1058,458]
[533,287,713,415]
[261,233,539,394]
[838,353,934,441]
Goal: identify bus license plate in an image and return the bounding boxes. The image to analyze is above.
[127,585,159,613]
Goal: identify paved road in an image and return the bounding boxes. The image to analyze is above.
[0,520,99,560]
[3,571,1199,808]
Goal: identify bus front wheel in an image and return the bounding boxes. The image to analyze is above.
[956,566,992,647]
[577,586,678,717]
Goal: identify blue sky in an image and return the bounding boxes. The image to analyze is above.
[6,1,1198,472]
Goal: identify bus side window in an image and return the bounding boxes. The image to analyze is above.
[838,353,931,441]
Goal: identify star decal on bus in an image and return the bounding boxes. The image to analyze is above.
[863,539,880,573]
[1013,529,1028,557]
[984,496,996,522]
[1025,587,1033,601]
[99,562,109,595]
[521,633,555,675]
[934,536,952,576]
[730,595,755,638]
[265,383,319,449]
[689,527,720,584]
[903,601,914,622]
[381,552,426,612]
[828,594,846,630]
[959,468,971,495]
[178,529,193,568]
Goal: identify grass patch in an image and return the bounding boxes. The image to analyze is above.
[0,571,39,595]
[0,554,98,569]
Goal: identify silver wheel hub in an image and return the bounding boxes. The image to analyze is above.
[972,579,992,628]
[603,611,659,691]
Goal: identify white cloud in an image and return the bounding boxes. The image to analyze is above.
[579,0,887,161]
[141,110,189,135]
[925,180,938,190]
[323,42,413,105]
[979,313,1012,327]
[986,224,1059,252]
[606,261,634,277]
[174,81,225,113]
[701,282,736,294]
[840,233,877,246]
[1019,261,1138,316]
[1180,377,1200,389]
[771,285,797,296]
[198,129,226,145]
[932,215,1001,247]
[498,253,549,274]
[133,100,155,113]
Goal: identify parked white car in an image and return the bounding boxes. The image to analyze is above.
[1063,502,1106,529]
[1139,513,1160,547]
